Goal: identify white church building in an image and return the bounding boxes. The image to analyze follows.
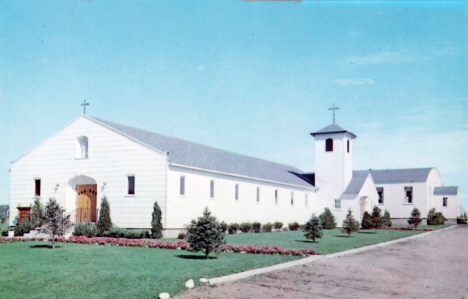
[9,115,460,232]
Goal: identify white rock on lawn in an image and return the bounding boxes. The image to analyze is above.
[185,279,194,288]
[199,278,208,283]
[159,292,170,299]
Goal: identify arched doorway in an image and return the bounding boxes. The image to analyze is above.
[67,175,97,223]
[76,184,97,222]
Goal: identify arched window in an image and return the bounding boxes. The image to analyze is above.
[76,136,88,158]
[347,140,350,153]
[325,138,333,152]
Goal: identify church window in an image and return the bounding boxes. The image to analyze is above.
[256,187,260,202]
[377,187,384,204]
[127,176,135,195]
[210,180,215,198]
[34,179,41,196]
[291,192,294,205]
[325,138,333,152]
[180,176,185,196]
[335,199,341,209]
[305,194,308,206]
[443,197,448,207]
[235,184,239,200]
[347,140,350,153]
[275,190,278,204]
[404,186,413,204]
[76,136,89,158]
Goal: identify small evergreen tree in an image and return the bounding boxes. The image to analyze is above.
[30,197,45,228]
[151,201,163,239]
[303,214,323,242]
[361,211,373,229]
[43,198,71,249]
[427,208,447,225]
[319,207,337,229]
[382,210,392,227]
[186,207,225,259]
[370,205,384,233]
[341,208,360,237]
[408,208,422,228]
[97,196,112,233]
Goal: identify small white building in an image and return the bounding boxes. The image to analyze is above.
[9,116,460,231]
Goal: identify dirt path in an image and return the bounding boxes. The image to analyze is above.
[175,226,468,299]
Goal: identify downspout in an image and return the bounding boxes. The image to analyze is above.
[164,152,169,229]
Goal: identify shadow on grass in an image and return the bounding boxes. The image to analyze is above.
[30,244,62,249]
[295,240,319,244]
[333,235,352,238]
[175,254,218,260]
[358,231,377,234]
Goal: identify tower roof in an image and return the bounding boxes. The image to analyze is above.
[310,123,356,138]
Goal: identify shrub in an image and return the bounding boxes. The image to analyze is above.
[97,196,112,233]
[186,207,225,259]
[239,222,252,233]
[14,221,33,236]
[319,207,337,229]
[262,222,273,233]
[30,197,45,228]
[273,221,283,230]
[252,222,261,233]
[228,223,239,234]
[73,222,99,237]
[370,205,384,233]
[288,222,300,231]
[408,208,422,228]
[220,221,228,233]
[341,208,360,237]
[1,230,7,236]
[382,210,392,227]
[303,214,323,242]
[361,211,373,229]
[101,228,150,239]
[151,201,163,239]
[427,208,447,225]
[177,232,186,239]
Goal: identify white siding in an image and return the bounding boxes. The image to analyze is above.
[9,116,167,228]
[314,133,354,215]
[166,165,317,228]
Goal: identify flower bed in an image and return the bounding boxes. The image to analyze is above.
[377,226,433,231]
[0,236,317,256]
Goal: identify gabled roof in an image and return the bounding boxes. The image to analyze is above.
[357,168,434,183]
[310,123,356,138]
[86,116,314,188]
[434,186,458,196]
[342,171,370,195]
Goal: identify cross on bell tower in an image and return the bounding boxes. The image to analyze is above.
[328,103,340,123]
[81,100,90,115]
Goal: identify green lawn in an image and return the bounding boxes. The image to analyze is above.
[225,228,429,254]
[0,242,299,298]
[0,225,452,298]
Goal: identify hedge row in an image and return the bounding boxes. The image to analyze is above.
[0,236,316,256]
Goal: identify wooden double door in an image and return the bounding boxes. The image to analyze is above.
[76,184,97,222]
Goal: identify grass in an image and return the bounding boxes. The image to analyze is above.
[0,224,453,298]
[225,228,429,254]
[0,242,299,298]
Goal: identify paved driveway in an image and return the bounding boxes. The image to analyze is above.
[175,226,468,299]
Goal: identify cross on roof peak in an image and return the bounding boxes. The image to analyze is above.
[81,100,90,115]
[328,103,340,123]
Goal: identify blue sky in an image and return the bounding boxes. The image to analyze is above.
[1,1,467,210]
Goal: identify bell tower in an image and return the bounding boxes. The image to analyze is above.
[311,123,356,203]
